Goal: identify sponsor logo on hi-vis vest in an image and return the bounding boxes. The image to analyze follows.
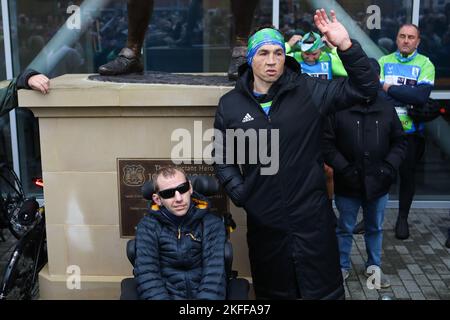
[383,63,420,86]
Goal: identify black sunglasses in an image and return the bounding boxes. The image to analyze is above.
[157,181,190,199]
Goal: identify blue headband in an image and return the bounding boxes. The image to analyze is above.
[247,28,286,67]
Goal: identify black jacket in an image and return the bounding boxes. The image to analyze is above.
[213,40,378,299]
[0,69,41,118]
[134,192,226,300]
[323,89,407,200]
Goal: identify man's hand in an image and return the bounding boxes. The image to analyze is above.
[287,35,302,48]
[382,82,392,92]
[314,9,352,51]
[28,74,50,94]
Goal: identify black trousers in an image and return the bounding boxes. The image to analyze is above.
[398,134,425,219]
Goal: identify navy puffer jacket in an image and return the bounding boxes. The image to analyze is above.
[134,192,226,300]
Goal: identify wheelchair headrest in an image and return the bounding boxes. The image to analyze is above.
[190,175,220,196]
[141,180,155,200]
[141,175,219,200]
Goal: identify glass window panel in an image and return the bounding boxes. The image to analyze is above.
[420,109,450,201]
[0,3,13,174]
[1,4,16,200]
[419,0,450,89]
[10,0,274,75]
[280,1,450,202]
[280,0,412,59]
[418,1,450,201]
[0,3,5,81]
[141,0,273,73]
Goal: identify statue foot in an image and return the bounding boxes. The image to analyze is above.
[98,48,144,76]
[227,46,247,81]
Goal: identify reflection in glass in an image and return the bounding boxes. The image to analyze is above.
[10,0,273,76]
[280,1,450,202]
[280,0,412,59]
[100,0,274,73]
[418,2,450,200]
[0,4,5,81]
[0,4,13,175]
[419,0,450,90]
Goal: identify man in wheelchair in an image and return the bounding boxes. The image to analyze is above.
[132,165,227,300]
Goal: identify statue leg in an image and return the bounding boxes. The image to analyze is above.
[228,0,259,80]
[126,0,154,56]
[232,0,259,46]
[172,0,202,47]
[99,0,153,76]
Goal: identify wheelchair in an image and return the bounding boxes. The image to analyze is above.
[120,175,250,300]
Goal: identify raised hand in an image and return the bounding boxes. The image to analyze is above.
[313,9,352,51]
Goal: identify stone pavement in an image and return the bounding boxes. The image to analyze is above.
[0,208,449,300]
[341,208,450,300]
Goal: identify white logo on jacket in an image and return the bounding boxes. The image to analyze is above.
[242,113,255,123]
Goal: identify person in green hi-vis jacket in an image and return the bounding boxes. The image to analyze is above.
[286,31,348,80]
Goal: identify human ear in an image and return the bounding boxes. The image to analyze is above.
[152,193,162,206]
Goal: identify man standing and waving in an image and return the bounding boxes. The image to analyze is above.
[214,9,378,299]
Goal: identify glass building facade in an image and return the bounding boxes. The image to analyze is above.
[1,0,450,205]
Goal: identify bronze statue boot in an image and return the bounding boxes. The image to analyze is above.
[98,47,144,76]
[227,46,247,81]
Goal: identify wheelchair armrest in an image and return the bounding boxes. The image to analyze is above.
[127,239,136,266]
[224,240,233,280]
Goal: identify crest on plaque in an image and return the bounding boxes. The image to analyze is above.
[123,165,146,186]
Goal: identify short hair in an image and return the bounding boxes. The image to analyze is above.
[398,23,420,38]
[153,166,188,192]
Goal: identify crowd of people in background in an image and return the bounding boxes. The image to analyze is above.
[1,1,449,80]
